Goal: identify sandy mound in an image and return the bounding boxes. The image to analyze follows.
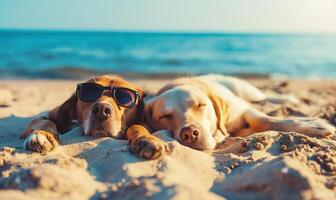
[213,132,336,199]
[0,78,336,199]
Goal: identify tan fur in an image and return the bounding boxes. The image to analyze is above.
[146,75,335,150]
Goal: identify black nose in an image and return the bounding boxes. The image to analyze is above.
[92,103,112,120]
[180,125,200,143]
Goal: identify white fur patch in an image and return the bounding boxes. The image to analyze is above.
[23,133,49,150]
[23,134,36,149]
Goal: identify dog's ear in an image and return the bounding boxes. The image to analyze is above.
[192,79,230,137]
[144,98,159,131]
[135,92,146,123]
[49,93,77,134]
[208,91,230,137]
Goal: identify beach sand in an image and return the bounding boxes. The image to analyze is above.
[0,77,335,200]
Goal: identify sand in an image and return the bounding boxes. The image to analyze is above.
[0,77,335,200]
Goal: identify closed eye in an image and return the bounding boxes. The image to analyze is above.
[159,114,173,120]
[197,103,206,108]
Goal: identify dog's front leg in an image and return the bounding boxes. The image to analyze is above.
[126,124,170,159]
[20,117,59,153]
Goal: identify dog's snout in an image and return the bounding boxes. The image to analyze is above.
[180,125,200,142]
[92,103,112,120]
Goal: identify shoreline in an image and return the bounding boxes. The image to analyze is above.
[1,67,335,81]
[1,75,336,84]
[0,68,272,80]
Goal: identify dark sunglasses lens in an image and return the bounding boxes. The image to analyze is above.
[114,88,136,107]
[78,83,104,102]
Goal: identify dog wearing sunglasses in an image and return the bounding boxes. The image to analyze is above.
[20,75,169,159]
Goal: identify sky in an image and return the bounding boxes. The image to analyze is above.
[0,0,336,33]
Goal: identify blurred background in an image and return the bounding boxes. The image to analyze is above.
[0,0,336,79]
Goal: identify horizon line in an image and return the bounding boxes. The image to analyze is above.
[1,27,336,36]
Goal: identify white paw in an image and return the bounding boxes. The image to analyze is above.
[293,118,335,138]
[23,133,53,153]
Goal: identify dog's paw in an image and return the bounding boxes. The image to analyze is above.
[130,136,170,159]
[23,131,55,153]
[292,118,335,138]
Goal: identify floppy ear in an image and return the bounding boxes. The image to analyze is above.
[192,79,230,137]
[144,99,159,131]
[49,93,77,134]
[134,92,146,123]
[208,91,230,137]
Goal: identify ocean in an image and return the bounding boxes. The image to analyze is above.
[0,30,336,79]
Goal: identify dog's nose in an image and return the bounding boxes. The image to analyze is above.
[92,103,112,120]
[180,125,200,142]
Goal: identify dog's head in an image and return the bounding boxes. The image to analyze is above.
[145,80,229,150]
[50,75,145,138]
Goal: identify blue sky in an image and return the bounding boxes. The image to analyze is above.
[0,0,335,33]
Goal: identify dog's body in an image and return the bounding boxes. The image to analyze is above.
[145,74,335,150]
[20,75,168,159]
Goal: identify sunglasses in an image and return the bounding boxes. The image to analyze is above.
[76,82,140,108]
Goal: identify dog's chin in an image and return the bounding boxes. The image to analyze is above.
[84,121,124,138]
[86,129,125,138]
[83,118,125,138]
[89,130,112,137]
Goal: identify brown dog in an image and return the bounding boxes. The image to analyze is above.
[20,75,169,159]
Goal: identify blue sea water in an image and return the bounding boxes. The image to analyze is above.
[0,30,336,79]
